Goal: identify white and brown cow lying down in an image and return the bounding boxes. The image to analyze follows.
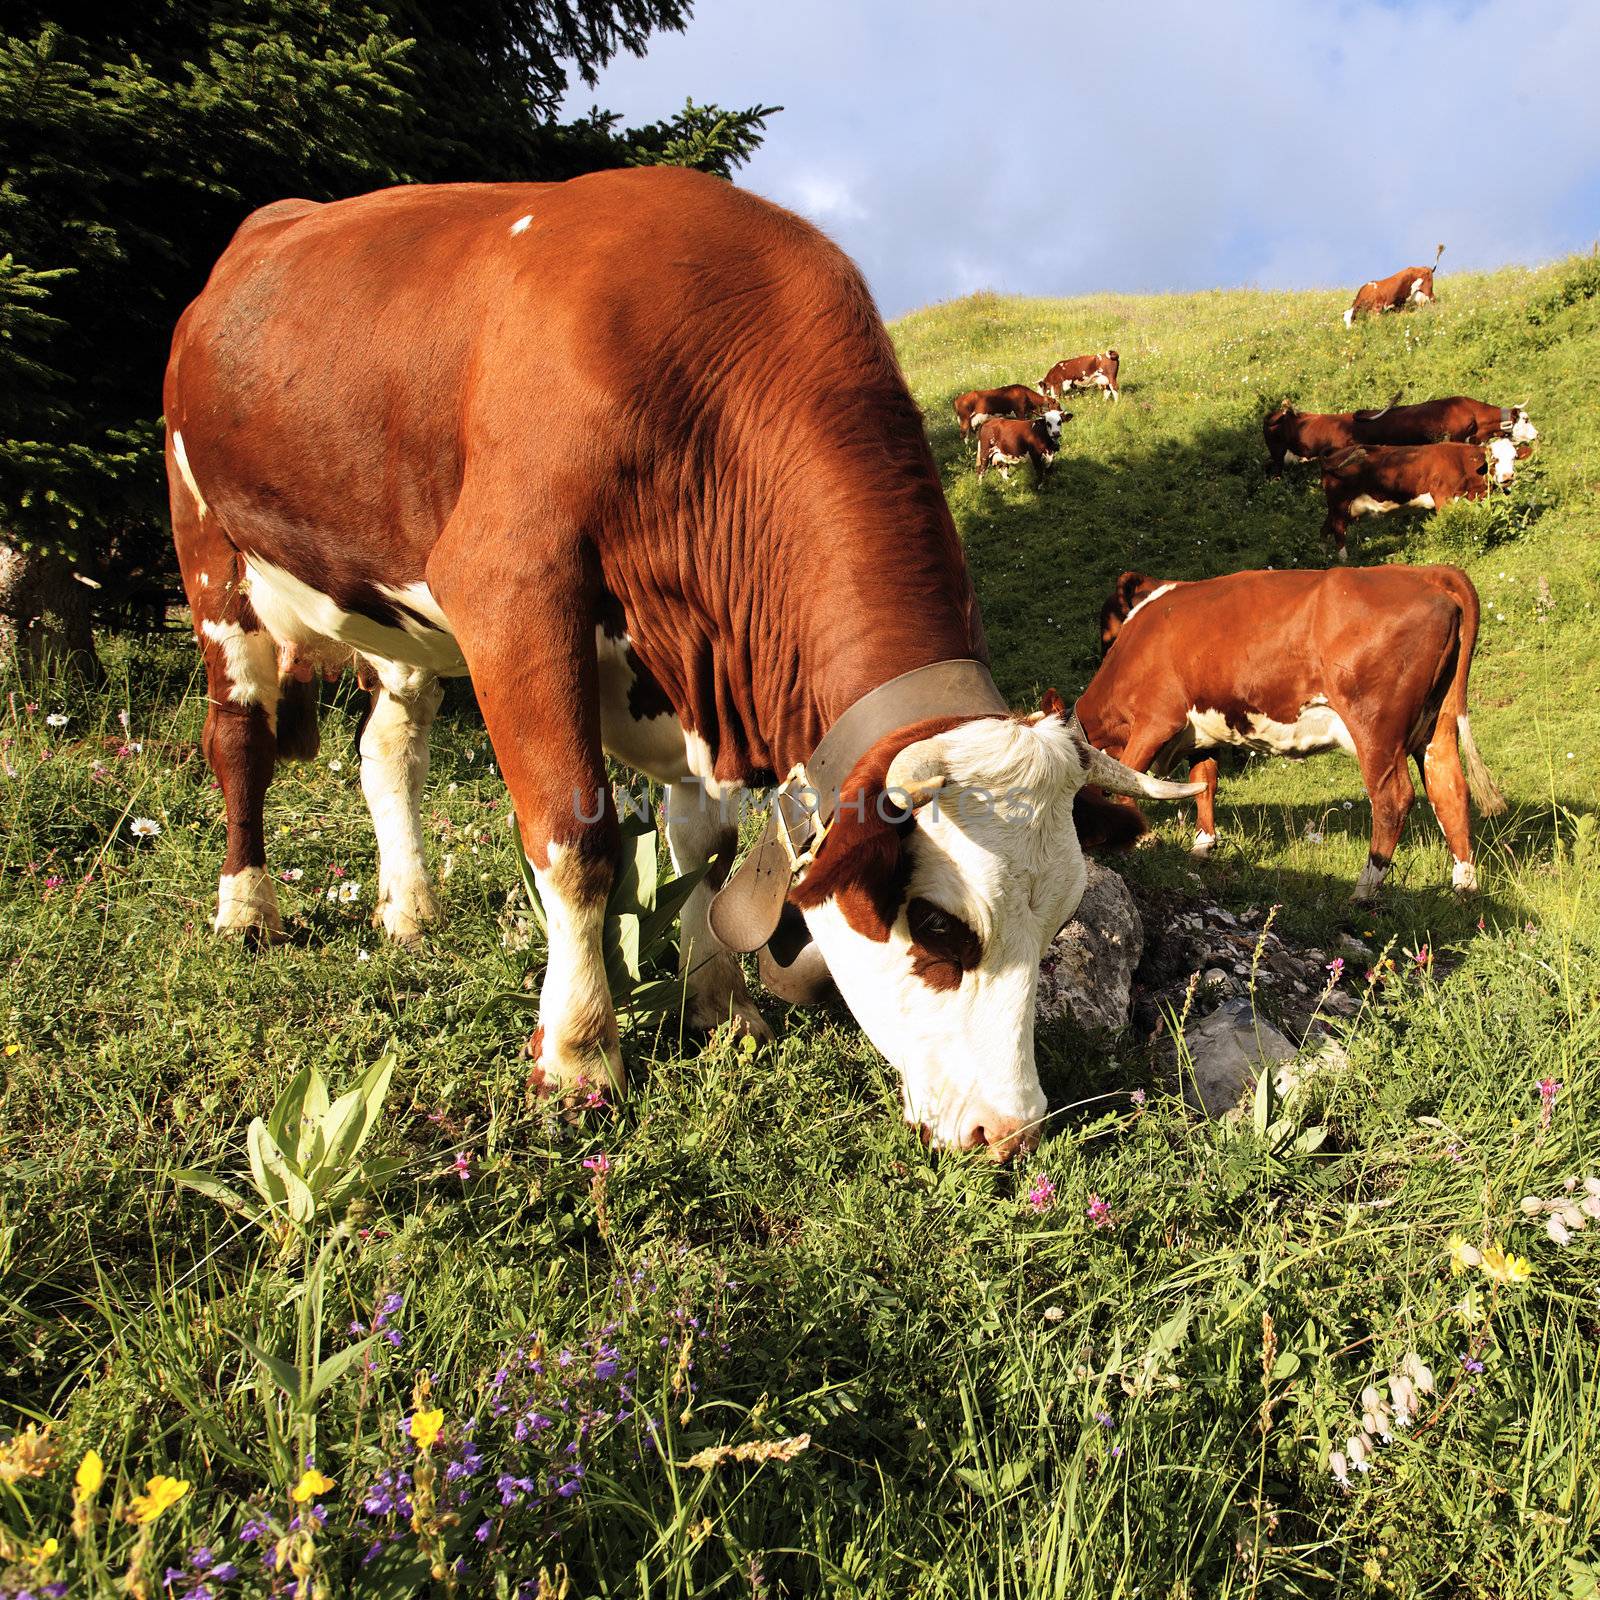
[1344,245,1444,326]
[952,385,1052,439]
[166,168,1198,1158]
[1082,565,1506,901]
[975,412,1067,485]
[1264,399,1536,473]
[1319,438,1521,558]
[1040,350,1119,404]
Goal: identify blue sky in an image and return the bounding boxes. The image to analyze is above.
[568,0,1600,318]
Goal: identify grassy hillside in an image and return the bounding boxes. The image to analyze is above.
[3,260,1599,1599]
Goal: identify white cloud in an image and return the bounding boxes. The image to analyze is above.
[573,0,1600,316]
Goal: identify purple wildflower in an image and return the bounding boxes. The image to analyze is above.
[1025,1173,1056,1213]
[1086,1194,1114,1229]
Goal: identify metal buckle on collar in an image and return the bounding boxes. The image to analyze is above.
[773,764,830,875]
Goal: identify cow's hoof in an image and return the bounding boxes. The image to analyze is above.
[1451,860,1478,893]
[1191,831,1217,857]
[214,868,285,942]
[529,1029,625,1097]
[375,885,442,945]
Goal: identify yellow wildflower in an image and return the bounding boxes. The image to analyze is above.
[129,1473,189,1523]
[75,1448,104,1500]
[1480,1244,1532,1285]
[1447,1235,1481,1276]
[4,1042,19,1056]
[27,1535,61,1563]
[291,1468,335,1503]
[410,1408,445,1452]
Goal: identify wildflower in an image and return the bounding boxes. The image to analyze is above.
[1447,1235,1481,1276]
[129,1473,189,1523]
[1086,1194,1114,1229]
[1537,1078,1561,1134]
[238,1519,270,1544]
[279,867,304,882]
[130,817,162,839]
[1460,1355,1485,1375]
[1411,945,1431,971]
[1329,1449,1350,1488]
[1325,957,1344,982]
[410,1407,445,1452]
[339,880,362,902]
[1399,1352,1435,1395]
[45,712,69,727]
[211,1564,239,1582]
[1025,1172,1056,1213]
[291,1468,335,1503]
[1130,1088,1145,1107]
[582,1152,611,1175]
[1479,1244,1532,1286]
[453,1150,472,1180]
[1345,1433,1370,1472]
[328,760,343,773]
[1387,1373,1419,1427]
[75,1448,104,1500]
[1095,1411,1113,1428]
[27,1535,60,1562]
[1549,1215,1572,1245]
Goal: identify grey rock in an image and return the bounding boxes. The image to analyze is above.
[1175,996,1297,1117]
[1037,861,1144,1033]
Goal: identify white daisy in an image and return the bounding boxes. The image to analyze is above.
[130,817,161,839]
[339,881,362,902]
[45,712,69,728]
[328,759,343,774]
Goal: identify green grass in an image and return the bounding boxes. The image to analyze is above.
[3,257,1600,1598]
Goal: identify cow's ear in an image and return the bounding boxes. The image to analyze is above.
[1040,687,1069,721]
[789,778,909,941]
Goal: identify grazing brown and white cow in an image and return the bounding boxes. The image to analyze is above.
[166,169,1198,1156]
[1264,397,1536,471]
[1083,565,1506,901]
[1344,245,1444,326]
[975,411,1068,485]
[1040,350,1120,404]
[952,385,1052,438]
[1352,397,1537,449]
[1319,439,1519,557]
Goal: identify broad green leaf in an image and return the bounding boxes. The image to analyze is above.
[246,1119,291,1210]
[511,819,548,937]
[307,1334,380,1401]
[171,1167,262,1222]
[637,858,713,953]
[252,1124,316,1224]
[310,1086,368,1191]
[297,1067,331,1168]
[233,1331,302,1402]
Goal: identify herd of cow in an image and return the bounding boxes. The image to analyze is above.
[162,171,1521,1155]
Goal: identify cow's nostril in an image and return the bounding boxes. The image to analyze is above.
[963,1123,990,1150]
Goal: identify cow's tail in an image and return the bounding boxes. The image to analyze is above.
[1434,566,1506,815]
[1433,242,1446,269]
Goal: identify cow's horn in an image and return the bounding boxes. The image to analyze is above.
[1067,714,1205,800]
[885,737,949,808]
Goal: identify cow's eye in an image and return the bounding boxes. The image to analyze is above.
[907,896,982,990]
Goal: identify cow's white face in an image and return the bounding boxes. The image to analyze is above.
[1511,409,1537,445]
[1042,409,1064,443]
[1488,437,1517,483]
[794,713,1093,1154]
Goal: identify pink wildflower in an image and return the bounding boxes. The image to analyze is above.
[453,1150,472,1181]
[1538,1078,1561,1135]
[1025,1173,1056,1213]
[1086,1194,1114,1229]
[1325,957,1344,982]
[1411,945,1431,972]
[582,1153,611,1176]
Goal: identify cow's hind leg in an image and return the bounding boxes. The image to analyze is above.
[1189,757,1220,854]
[1353,742,1417,902]
[664,781,772,1040]
[170,442,283,939]
[1416,718,1477,892]
[358,658,445,943]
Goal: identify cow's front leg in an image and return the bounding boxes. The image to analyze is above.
[1353,747,1416,903]
[1189,757,1220,854]
[664,781,772,1040]
[358,658,444,944]
[1322,505,1351,561]
[430,538,623,1094]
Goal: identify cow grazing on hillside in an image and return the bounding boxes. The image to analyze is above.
[1264,397,1536,471]
[1040,351,1120,404]
[1352,397,1537,449]
[1345,245,1444,326]
[1319,439,1519,557]
[166,168,1199,1158]
[975,411,1067,485]
[1083,566,1506,901]
[953,384,1053,438]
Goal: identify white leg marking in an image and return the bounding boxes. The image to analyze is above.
[1452,859,1477,893]
[533,845,624,1093]
[216,867,282,936]
[1192,830,1216,856]
[1352,859,1387,902]
[358,660,443,943]
[201,619,281,730]
[664,782,771,1039]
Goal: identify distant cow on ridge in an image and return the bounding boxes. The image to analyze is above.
[1319,439,1520,558]
[953,385,1052,439]
[1040,351,1119,403]
[1082,564,1506,901]
[1345,245,1444,326]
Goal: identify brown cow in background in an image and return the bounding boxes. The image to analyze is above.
[1082,564,1506,901]
[1040,351,1120,403]
[1345,245,1444,326]
[952,384,1052,438]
